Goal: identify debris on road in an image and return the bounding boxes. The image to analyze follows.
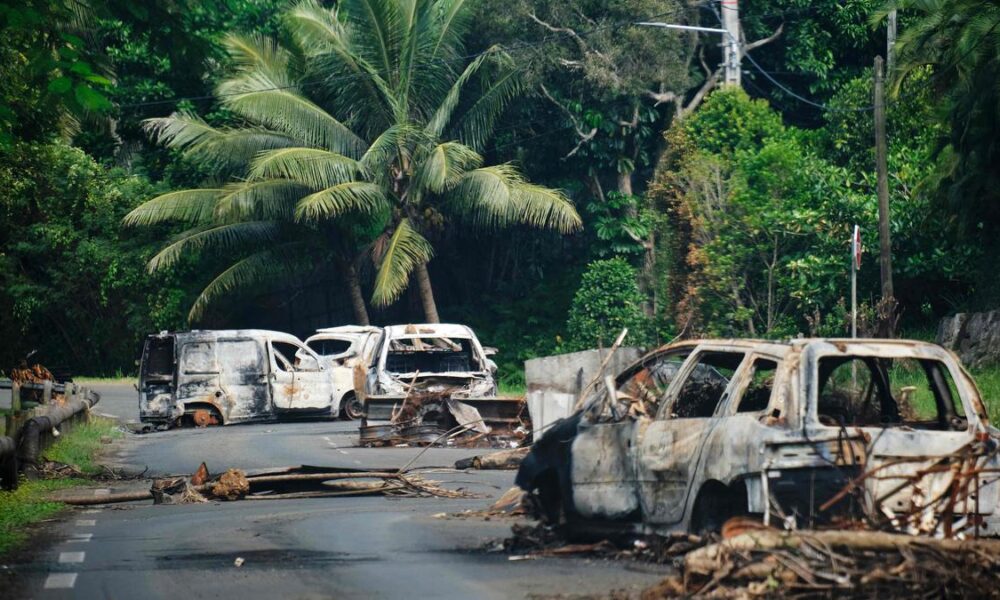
[211,468,250,500]
[454,447,529,470]
[55,464,476,505]
[642,529,1000,598]
[233,557,245,568]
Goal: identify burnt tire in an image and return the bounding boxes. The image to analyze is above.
[341,393,364,420]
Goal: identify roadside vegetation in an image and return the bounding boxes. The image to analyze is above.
[1,0,999,383]
[0,417,120,555]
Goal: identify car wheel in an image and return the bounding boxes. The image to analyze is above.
[690,481,744,535]
[341,393,364,420]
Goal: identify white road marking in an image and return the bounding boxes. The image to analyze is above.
[67,533,93,543]
[76,520,96,527]
[44,573,77,589]
[94,489,111,496]
[337,450,349,455]
[59,552,85,564]
[82,509,101,514]
[354,460,361,465]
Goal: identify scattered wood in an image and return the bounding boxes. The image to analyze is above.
[455,447,529,470]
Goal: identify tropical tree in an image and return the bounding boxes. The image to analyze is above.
[123,0,581,324]
[881,0,1000,225]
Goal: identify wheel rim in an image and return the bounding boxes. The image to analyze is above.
[344,395,364,420]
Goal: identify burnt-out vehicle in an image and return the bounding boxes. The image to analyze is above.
[517,339,1000,537]
[360,324,523,440]
[138,330,342,427]
[303,326,382,420]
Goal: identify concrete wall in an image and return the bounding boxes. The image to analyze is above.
[525,347,643,436]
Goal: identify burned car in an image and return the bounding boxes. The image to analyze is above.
[517,339,1000,538]
[139,330,344,427]
[360,324,523,444]
[303,326,382,419]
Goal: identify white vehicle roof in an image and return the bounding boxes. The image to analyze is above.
[314,325,382,335]
[382,323,476,339]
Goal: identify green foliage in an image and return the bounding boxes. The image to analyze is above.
[566,257,650,350]
[0,141,192,373]
[0,1,112,145]
[128,0,580,320]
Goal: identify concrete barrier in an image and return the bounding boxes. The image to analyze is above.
[525,347,643,437]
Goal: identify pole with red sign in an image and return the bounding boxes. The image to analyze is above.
[851,225,861,339]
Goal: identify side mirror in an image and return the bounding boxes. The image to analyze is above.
[483,346,498,357]
[486,359,498,374]
[296,354,322,372]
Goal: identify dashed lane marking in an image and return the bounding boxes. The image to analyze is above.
[67,533,93,543]
[76,520,96,527]
[44,573,77,589]
[59,552,85,564]
[82,509,101,514]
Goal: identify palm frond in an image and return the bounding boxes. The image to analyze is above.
[148,222,283,272]
[341,0,402,85]
[144,113,298,168]
[188,242,311,322]
[222,33,292,85]
[122,189,222,227]
[448,164,582,232]
[361,123,428,172]
[295,182,389,221]
[218,73,367,157]
[248,147,364,189]
[455,57,522,150]
[425,49,492,138]
[371,217,433,306]
[216,180,309,221]
[412,141,481,194]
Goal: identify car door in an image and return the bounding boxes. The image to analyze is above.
[568,348,692,520]
[635,349,747,525]
[269,339,333,411]
[216,337,271,420]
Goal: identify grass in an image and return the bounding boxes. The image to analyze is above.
[0,416,120,555]
[73,376,135,385]
[498,381,526,397]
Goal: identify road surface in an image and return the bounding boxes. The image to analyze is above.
[3,384,670,599]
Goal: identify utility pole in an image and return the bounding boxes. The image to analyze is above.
[887,10,897,74]
[636,19,741,88]
[874,56,895,336]
[721,0,741,86]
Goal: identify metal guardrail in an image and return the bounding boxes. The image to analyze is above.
[0,378,100,491]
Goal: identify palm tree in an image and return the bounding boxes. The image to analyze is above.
[879,0,1000,220]
[123,0,581,324]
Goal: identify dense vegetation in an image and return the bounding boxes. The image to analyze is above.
[1,0,997,381]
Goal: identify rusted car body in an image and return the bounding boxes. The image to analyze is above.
[517,339,1000,537]
[138,330,341,427]
[303,326,382,419]
[360,324,523,441]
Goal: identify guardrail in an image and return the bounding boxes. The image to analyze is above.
[0,379,100,491]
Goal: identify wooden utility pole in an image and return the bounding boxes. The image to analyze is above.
[874,56,895,336]
[887,10,897,74]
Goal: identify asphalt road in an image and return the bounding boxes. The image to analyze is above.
[5,384,670,599]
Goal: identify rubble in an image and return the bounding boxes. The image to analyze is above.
[455,447,529,470]
[55,464,475,505]
[643,529,1000,598]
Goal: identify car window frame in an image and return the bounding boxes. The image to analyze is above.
[721,352,783,417]
[656,347,750,421]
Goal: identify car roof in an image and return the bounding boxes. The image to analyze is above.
[382,323,475,338]
[314,325,382,334]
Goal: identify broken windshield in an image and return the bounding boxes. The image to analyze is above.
[385,336,483,374]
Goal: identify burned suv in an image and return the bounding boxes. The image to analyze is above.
[360,324,522,441]
[517,339,1000,537]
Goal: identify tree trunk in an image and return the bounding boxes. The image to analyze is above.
[413,261,440,323]
[617,170,634,197]
[344,260,370,326]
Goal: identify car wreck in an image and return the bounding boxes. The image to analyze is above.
[303,325,382,420]
[139,329,347,427]
[517,338,1000,538]
[359,324,526,445]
